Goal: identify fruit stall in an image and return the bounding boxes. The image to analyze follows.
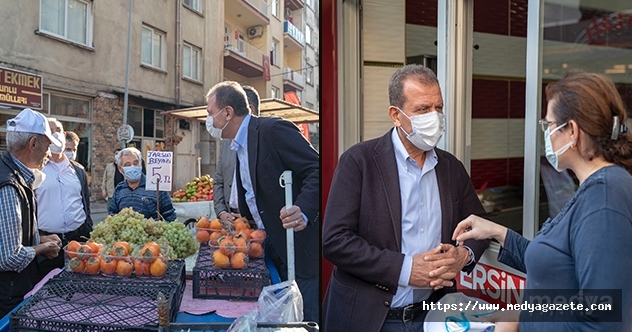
[0,207,316,331]
[170,174,217,222]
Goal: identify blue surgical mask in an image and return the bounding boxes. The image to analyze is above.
[206,108,228,139]
[544,122,573,172]
[122,165,142,181]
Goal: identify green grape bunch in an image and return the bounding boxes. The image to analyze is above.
[89,207,199,258]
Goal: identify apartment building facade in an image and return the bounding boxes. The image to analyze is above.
[1,0,319,198]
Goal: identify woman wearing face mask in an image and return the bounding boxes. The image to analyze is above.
[453,72,632,331]
[108,147,177,222]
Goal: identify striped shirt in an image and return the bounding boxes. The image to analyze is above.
[109,174,177,221]
[0,154,39,272]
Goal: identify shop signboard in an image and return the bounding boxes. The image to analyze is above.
[0,67,43,109]
[147,150,173,192]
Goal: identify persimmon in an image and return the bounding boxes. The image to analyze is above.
[212,250,230,268]
[66,240,81,258]
[116,258,133,277]
[68,257,85,273]
[209,231,225,246]
[76,244,93,260]
[230,252,247,269]
[100,256,117,275]
[249,242,264,258]
[134,259,150,276]
[233,235,249,254]
[140,242,161,263]
[150,257,168,277]
[196,230,211,243]
[85,257,101,275]
[209,218,223,231]
[235,229,252,240]
[249,230,266,243]
[218,236,235,256]
[86,241,101,255]
[196,216,210,229]
[111,241,131,256]
[234,219,251,232]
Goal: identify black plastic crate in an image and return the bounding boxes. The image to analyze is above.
[10,278,181,331]
[158,321,319,332]
[192,244,271,300]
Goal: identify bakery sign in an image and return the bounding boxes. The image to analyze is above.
[0,67,43,109]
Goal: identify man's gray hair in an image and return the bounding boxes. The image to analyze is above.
[6,132,39,153]
[116,147,142,165]
[47,117,64,133]
[388,64,440,108]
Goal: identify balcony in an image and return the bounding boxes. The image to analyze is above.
[285,0,304,10]
[283,21,305,51]
[283,67,304,91]
[226,0,270,27]
[224,34,266,78]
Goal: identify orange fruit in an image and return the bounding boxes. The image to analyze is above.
[150,257,168,277]
[234,219,251,232]
[209,218,223,231]
[196,216,210,229]
[76,244,93,260]
[209,230,225,246]
[134,259,150,276]
[212,250,230,269]
[85,257,101,275]
[140,242,161,262]
[233,235,249,254]
[86,241,101,255]
[196,230,211,243]
[218,236,235,256]
[100,256,117,275]
[68,257,85,273]
[249,242,264,258]
[66,240,81,258]
[116,258,133,277]
[230,252,247,269]
[111,241,131,256]
[249,230,266,243]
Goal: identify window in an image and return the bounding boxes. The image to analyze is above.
[183,43,201,81]
[238,33,246,53]
[271,39,278,66]
[142,25,165,69]
[271,86,280,99]
[183,0,200,12]
[224,25,230,47]
[305,65,314,85]
[305,25,312,46]
[127,107,164,139]
[271,0,279,17]
[40,0,93,46]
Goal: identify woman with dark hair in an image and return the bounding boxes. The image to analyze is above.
[454,72,632,331]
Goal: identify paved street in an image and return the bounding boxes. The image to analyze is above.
[90,199,109,226]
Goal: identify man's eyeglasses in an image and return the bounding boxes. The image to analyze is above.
[538,119,557,133]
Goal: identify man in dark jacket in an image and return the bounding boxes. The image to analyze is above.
[35,118,93,279]
[0,108,62,317]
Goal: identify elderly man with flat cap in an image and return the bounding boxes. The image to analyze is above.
[0,108,63,317]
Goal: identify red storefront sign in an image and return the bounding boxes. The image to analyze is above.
[0,67,43,109]
[457,262,526,305]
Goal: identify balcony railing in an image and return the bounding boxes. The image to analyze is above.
[224,34,265,67]
[244,0,270,19]
[283,21,304,46]
[283,67,304,87]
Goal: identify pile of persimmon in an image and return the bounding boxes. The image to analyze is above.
[65,240,102,274]
[210,218,267,269]
[195,216,224,244]
[99,241,135,277]
[133,242,168,277]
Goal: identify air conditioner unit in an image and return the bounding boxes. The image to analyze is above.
[247,25,264,39]
[285,8,292,20]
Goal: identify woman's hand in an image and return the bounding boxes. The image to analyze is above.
[452,214,508,246]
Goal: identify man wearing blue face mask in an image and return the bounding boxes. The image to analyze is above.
[108,147,177,222]
[322,64,490,331]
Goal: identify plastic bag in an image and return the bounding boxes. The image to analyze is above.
[228,309,258,332]
[256,280,304,323]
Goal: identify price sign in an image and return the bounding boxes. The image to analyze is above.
[146,150,173,192]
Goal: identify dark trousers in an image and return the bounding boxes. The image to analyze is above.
[265,240,319,324]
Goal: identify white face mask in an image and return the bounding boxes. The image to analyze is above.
[64,151,77,160]
[49,132,65,154]
[544,122,573,172]
[206,108,228,139]
[397,108,445,151]
[31,168,46,190]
